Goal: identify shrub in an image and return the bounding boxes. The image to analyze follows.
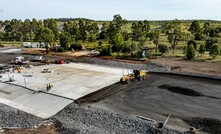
[209,43,219,59]
[205,38,218,50]
[183,46,187,54]
[186,44,195,60]
[158,44,169,54]
[58,47,66,52]
[100,44,112,56]
[198,44,206,55]
[187,40,197,50]
[69,41,82,50]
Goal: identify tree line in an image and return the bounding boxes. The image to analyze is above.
[0,15,220,59]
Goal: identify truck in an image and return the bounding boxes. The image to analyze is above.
[22,42,32,48]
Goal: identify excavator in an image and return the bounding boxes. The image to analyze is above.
[120,69,148,84]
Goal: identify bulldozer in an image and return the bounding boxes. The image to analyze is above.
[120,69,148,84]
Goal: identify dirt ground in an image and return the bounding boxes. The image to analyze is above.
[82,74,221,134]
[21,48,221,76]
[150,57,221,76]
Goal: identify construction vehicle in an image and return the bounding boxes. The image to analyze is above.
[12,56,29,64]
[41,69,53,73]
[120,69,148,84]
[33,56,43,61]
[189,127,202,133]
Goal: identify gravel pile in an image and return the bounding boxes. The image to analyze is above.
[69,57,170,72]
[0,103,42,128]
[53,103,182,134]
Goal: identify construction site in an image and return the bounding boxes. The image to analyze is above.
[0,47,221,134]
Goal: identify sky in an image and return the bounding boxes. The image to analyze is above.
[0,0,220,21]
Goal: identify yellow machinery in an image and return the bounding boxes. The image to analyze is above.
[189,127,202,133]
[120,69,148,84]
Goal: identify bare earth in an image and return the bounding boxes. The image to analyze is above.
[150,57,221,76]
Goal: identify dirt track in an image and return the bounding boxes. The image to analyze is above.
[84,73,221,133]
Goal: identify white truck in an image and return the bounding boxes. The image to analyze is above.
[22,42,32,48]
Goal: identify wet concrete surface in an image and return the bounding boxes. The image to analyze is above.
[90,73,221,132]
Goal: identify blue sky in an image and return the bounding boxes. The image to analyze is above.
[0,0,220,20]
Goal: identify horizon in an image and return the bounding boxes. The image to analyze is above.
[0,0,221,21]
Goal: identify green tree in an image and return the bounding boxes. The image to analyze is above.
[35,27,54,53]
[122,41,137,53]
[44,19,59,40]
[209,43,220,59]
[187,40,197,50]
[158,44,169,55]
[59,32,71,50]
[78,19,87,41]
[71,21,81,41]
[131,20,150,41]
[203,22,210,36]
[198,44,206,56]
[205,38,218,50]
[107,14,127,41]
[189,20,203,40]
[22,19,32,41]
[149,30,160,52]
[111,33,124,52]
[186,44,196,60]
[164,19,183,50]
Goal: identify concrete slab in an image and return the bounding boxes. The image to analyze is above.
[0,82,72,118]
[0,63,125,118]
[1,63,123,100]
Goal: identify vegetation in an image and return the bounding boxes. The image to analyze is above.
[158,44,169,55]
[186,44,196,60]
[209,43,220,59]
[0,15,221,61]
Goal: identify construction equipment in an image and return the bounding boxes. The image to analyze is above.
[120,69,148,84]
[41,69,53,73]
[33,56,43,61]
[13,56,29,64]
[189,127,202,133]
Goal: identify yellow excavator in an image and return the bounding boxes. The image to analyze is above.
[120,69,148,84]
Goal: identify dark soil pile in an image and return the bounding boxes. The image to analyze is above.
[183,117,221,134]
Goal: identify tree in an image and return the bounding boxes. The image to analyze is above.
[189,20,203,40]
[131,20,150,41]
[149,30,160,52]
[205,38,218,50]
[122,41,137,53]
[209,43,219,59]
[35,27,54,53]
[186,44,196,60]
[165,19,183,50]
[198,44,206,56]
[203,22,210,36]
[59,32,71,50]
[78,19,87,41]
[110,33,124,52]
[22,19,32,41]
[107,14,127,41]
[158,44,169,55]
[71,21,81,41]
[44,19,59,40]
[187,40,197,50]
